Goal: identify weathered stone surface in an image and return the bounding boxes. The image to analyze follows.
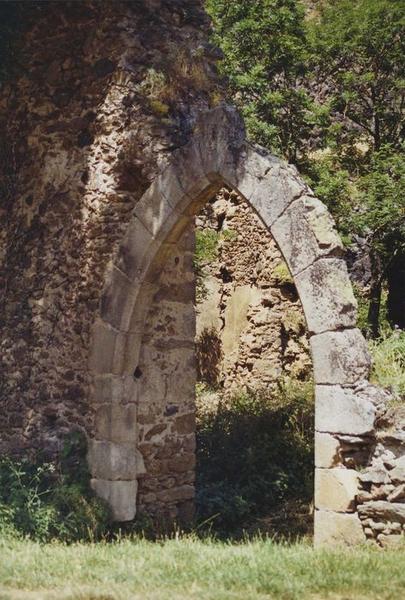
[388,484,405,502]
[304,196,343,255]
[175,413,196,435]
[315,511,366,546]
[100,266,138,331]
[358,501,405,524]
[114,217,156,282]
[315,468,359,512]
[195,189,311,393]
[0,0,392,544]
[134,183,183,240]
[295,259,357,334]
[311,329,371,385]
[222,285,262,355]
[315,385,376,435]
[377,534,404,548]
[156,484,194,503]
[195,275,222,334]
[389,456,405,483]
[89,320,121,375]
[238,152,306,228]
[193,105,246,188]
[88,440,137,480]
[91,479,137,521]
[359,466,391,485]
[271,196,343,276]
[95,404,137,443]
[92,374,138,405]
[315,432,341,468]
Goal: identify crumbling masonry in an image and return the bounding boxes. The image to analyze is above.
[0,1,404,546]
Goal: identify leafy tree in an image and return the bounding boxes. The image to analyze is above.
[307,0,405,334]
[310,0,404,155]
[206,0,318,161]
[356,147,405,334]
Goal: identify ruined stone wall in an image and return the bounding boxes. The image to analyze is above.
[196,189,312,394]
[0,0,219,456]
[136,225,196,522]
[0,1,403,545]
[357,403,405,546]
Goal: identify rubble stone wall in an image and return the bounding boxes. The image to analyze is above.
[0,0,218,456]
[196,189,312,394]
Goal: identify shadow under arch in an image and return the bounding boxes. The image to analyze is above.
[88,105,373,546]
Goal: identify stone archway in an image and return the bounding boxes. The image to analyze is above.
[88,106,376,546]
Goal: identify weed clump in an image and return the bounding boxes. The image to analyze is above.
[196,380,314,537]
[0,432,110,542]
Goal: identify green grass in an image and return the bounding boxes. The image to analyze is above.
[0,535,404,600]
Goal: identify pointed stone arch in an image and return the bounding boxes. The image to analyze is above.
[88,106,376,546]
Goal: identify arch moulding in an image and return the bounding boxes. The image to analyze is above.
[88,106,378,546]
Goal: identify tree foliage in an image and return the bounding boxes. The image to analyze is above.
[207,0,405,335]
[310,0,404,153]
[206,0,317,161]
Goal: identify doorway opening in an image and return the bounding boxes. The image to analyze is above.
[135,186,314,539]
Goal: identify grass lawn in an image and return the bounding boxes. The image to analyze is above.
[0,535,404,600]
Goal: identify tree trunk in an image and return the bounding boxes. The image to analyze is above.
[387,251,405,330]
[367,250,382,338]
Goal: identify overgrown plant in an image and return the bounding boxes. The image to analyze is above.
[196,380,314,537]
[369,329,405,401]
[0,432,110,542]
[194,228,236,302]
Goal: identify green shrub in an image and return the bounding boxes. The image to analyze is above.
[196,380,314,537]
[369,329,405,400]
[0,432,110,542]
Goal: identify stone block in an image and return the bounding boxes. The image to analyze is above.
[91,479,137,521]
[88,319,120,375]
[305,195,343,254]
[271,197,343,276]
[315,432,341,468]
[95,403,137,443]
[222,285,262,355]
[100,266,138,331]
[175,413,196,435]
[389,456,405,483]
[315,385,376,435]
[148,164,189,216]
[171,140,221,212]
[315,468,359,512]
[239,157,306,229]
[168,453,196,473]
[196,275,223,335]
[310,329,370,385]
[314,510,366,547]
[92,374,138,405]
[156,484,195,504]
[193,105,246,186]
[378,534,404,548]
[115,216,155,281]
[134,183,185,241]
[388,484,405,502]
[88,440,137,480]
[359,466,391,485]
[357,501,405,524]
[295,258,357,334]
